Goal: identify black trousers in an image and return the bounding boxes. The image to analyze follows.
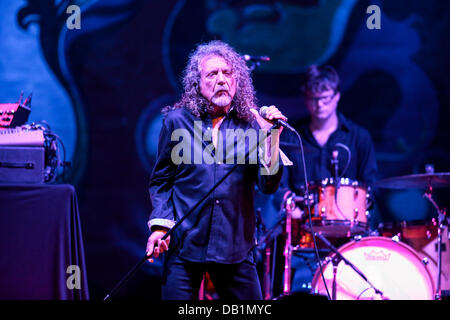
[161,252,262,300]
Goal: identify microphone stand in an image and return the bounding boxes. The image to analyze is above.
[313,232,384,300]
[104,124,280,300]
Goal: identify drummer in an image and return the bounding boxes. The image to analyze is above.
[279,65,377,204]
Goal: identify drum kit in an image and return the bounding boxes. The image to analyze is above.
[280,172,450,300]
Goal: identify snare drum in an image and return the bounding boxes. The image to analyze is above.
[311,236,436,300]
[303,178,371,237]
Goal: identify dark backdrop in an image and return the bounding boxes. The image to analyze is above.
[0,0,448,299]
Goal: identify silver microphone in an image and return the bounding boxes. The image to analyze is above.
[259,106,295,132]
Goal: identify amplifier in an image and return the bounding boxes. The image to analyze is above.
[0,146,45,183]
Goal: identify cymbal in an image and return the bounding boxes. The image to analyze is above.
[376,172,450,189]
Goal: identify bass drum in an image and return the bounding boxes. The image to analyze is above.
[311,237,436,300]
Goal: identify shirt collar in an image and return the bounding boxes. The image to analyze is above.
[227,104,236,117]
[337,112,351,132]
[202,104,236,120]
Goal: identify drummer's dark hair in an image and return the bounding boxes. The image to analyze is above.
[300,65,340,95]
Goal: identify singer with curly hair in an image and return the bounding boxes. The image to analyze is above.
[146,40,289,300]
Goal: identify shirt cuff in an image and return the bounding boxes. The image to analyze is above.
[279,149,293,166]
[258,147,292,169]
[148,218,176,231]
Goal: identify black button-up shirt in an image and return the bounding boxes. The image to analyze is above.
[148,107,283,264]
[280,113,377,193]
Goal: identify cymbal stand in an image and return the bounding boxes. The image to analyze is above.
[423,184,447,300]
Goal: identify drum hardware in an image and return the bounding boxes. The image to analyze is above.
[263,246,272,300]
[312,232,384,300]
[302,178,370,237]
[376,170,450,300]
[256,189,322,300]
[255,212,286,300]
[377,222,401,240]
[280,191,327,297]
[423,187,447,300]
[291,193,314,207]
[378,219,443,251]
[254,192,292,300]
[353,208,359,219]
[283,196,293,295]
[283,175,412,300]
[375,172,450,189]
[254,207,276,301]
[280,178,372,298]
[311,237,437,299]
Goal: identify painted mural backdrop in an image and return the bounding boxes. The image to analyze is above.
[0,0,448,298]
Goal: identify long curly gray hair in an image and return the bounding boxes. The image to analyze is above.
[163,40,256,122]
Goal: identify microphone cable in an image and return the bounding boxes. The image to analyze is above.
[335,143,351,178]
[292,129,331,300]
[333,143,352,220]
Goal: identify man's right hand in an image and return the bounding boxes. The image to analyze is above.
[146,230,171,263]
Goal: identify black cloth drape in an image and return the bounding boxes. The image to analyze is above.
[0,184,89,300]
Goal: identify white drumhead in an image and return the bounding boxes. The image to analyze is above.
[311,237,436,300]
